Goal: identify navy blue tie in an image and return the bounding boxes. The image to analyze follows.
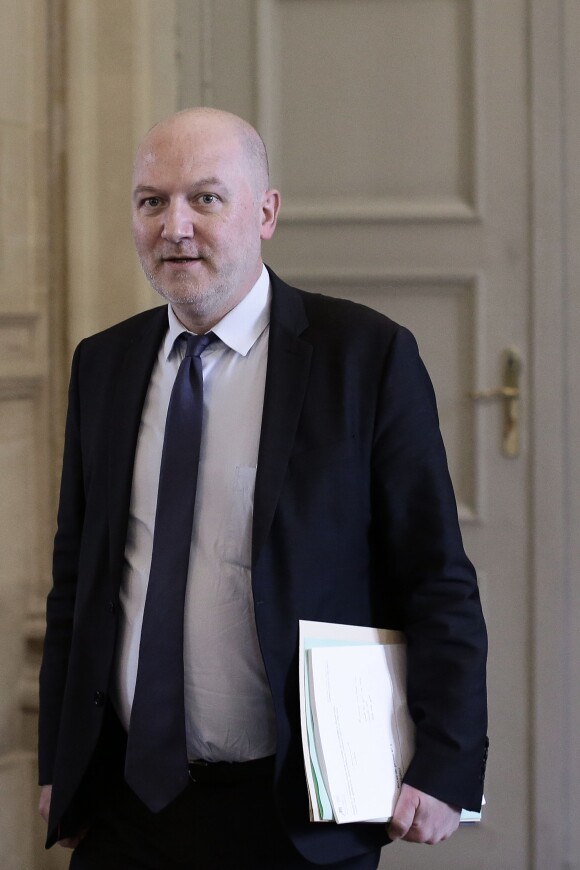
[125,331,214,812]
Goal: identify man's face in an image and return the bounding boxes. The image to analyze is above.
[132,115,278,332]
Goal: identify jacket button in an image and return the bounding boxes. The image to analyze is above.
[107,600,116,613]
[93,691,105,707]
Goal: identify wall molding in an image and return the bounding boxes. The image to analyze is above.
[0,376,43,400]
[0,312,40,326]
[278,196,480,225]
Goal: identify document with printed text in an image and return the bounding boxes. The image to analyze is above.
[298,620,483,825]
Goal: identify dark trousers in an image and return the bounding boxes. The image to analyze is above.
[68,774,381,870]
[68,710,381,870]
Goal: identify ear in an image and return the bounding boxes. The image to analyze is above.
[260,189,281,240]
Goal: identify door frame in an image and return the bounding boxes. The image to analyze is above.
[530,2,573,867]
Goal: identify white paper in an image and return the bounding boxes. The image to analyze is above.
[298,620,407,822]
[308,643,413,824]
[298,620,484,825]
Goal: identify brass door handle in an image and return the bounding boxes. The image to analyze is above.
[468,348,521,457]
[468,386,519,401]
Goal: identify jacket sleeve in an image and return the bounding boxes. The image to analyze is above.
[38,342,85,785]
[371,325,488,811]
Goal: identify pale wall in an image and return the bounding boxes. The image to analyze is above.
[0,0,53,866]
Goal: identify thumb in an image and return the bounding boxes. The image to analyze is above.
[387,785,417,841]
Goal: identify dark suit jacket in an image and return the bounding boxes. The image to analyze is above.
[39,269,487,863]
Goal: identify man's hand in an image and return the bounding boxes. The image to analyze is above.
[387,784,461,845]
[38,785,87,850]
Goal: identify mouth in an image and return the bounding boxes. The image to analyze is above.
[159,255,206,272]
[161,256,201,263]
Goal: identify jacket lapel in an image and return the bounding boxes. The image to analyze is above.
[107,308,168,587]
[252,273,311,567]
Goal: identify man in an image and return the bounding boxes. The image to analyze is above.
[39,107,488,869]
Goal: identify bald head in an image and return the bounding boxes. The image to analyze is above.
[131,106,280,333]
[135,107,271,197]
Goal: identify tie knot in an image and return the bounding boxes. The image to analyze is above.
[181,331,215,359]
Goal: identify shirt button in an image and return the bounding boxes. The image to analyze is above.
[93,691,105,707]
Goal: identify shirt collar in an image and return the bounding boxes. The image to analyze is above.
[164,264,271,360]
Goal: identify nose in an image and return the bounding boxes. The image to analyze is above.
[161,200,194,243]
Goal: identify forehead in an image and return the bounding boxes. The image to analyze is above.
[133,120,246,188]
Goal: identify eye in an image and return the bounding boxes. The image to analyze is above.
[199,194,218,205]
[142,196,163,209]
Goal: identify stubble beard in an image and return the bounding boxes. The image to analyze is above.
[143,256,245,325]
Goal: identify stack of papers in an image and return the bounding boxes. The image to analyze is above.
[298,620,483,825]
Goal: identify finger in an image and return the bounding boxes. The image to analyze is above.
[58,828,89,850]
[424,808,461,845]
[387,788,417,840]
[38,784,52,823]
[58,837,80,850]
[402,802,461,845]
